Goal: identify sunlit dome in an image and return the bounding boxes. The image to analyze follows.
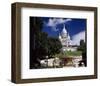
[68,33,70,40]
[59,34,62,39]
[61,24,67,34]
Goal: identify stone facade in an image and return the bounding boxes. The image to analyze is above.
[59,24,77,52]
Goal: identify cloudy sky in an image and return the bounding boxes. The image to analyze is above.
[41,17,86,45]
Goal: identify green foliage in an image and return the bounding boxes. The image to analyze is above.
[47,38,62,57]
[77,39,86,53]
[31,17,62,59]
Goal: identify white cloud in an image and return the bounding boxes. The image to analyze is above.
[72,31,85,45]
[56,18,72,24]
[46,18,72,27]
[45,18,72,31]
[47,18,56,27]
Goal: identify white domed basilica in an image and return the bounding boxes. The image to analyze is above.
[59,24,77,52]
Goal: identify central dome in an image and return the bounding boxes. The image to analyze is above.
[61,24,67,34]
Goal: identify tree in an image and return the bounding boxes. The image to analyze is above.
[30,17,44,68]
[78,39,87,66]
[80,40,84,46]
[47,37,62,58]
[77,39,86,53]
[30,17,62,68]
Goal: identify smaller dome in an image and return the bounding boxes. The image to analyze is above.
[59,34,62,39]
[67,33,70,40]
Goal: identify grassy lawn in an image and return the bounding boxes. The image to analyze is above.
[65,51,82,56]
[54,51,82,58]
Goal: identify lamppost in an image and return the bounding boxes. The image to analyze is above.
[45,55,48,67]
[45,46,49,68]
[63,48,67,66]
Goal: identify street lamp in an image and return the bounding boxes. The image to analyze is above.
[45,55,48,67]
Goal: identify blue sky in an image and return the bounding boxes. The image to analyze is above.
[42,17,86,39]
[40,17,86,45]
